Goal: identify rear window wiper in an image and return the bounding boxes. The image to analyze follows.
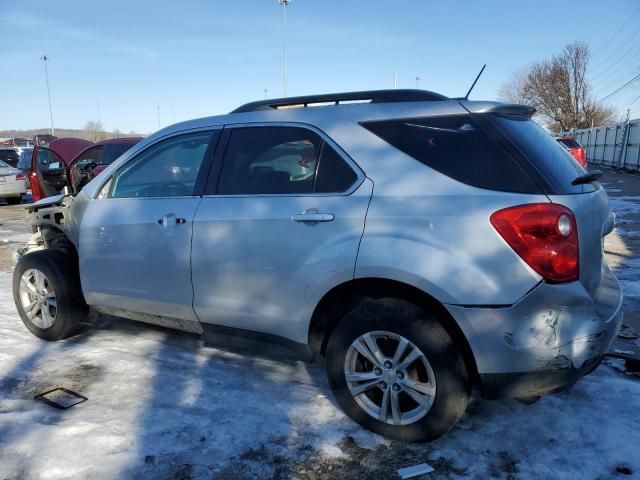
[571,170,602,186]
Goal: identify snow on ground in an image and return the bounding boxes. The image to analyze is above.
[1,176,640,480]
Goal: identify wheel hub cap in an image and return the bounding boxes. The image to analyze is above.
[344,330,437,426]
[18,268,57,329]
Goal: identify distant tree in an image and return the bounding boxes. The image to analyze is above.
[500,41,616,132]
[112,128,123,138]
[84,120,105,141]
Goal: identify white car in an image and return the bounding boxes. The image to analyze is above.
[0,159,27,204]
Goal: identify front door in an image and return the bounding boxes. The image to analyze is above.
[191,125,372,344]
[79,130,219,323]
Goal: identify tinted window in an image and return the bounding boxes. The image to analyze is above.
[557,138,581,149]
[0,150,19,167]
[492,115,592,194]
[110,132,211,198]
[101,143,135,165]
[218,127,357,195]
[315,144,358,193]
[362,115,541,193]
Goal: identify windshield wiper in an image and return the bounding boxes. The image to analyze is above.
[571,170,603,186]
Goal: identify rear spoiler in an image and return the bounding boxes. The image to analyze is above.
[458,101,536,118]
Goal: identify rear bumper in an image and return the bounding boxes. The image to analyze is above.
[446,265,623,398]
[0,181,27,197]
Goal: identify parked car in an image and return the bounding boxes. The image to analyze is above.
[0,159,28,204]
[0,148,20,168]
[29,138,142,202]
[68,137,143,193]
[16,148,34,176]
[29,138,93,202]
[556,136,586,167]
[12,90,622,442]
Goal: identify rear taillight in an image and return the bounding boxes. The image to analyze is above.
[490,203,579,283]
[15,173,25,181]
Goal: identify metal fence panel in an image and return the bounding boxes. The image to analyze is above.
[566,119,640,172]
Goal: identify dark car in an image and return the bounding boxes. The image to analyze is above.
[0,148,20,168]
[30,137,142,201]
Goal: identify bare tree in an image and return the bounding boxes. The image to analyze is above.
[84,120,105,141]
[500,42,616,132]
[112,128,123,138]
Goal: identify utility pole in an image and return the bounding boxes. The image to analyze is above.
[157,105,161,129]
[40,55,55,136]
[415,75,421,88]
[393,68,398,89]
[278,0,292,97]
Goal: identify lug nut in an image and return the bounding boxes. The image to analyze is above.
[396,371,405,379]
[379,381,387,390]
[392,384,401,392]
[374,368,382,376]
[383,360,393,369]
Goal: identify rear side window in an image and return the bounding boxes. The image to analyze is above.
[492,116,592,194]
[36,149,65,171]
[361,115,542,193]
[101,143,135,166]
[217,126,357,195]
[0,150,19,166]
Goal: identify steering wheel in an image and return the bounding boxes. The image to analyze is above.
[158,181,191,197]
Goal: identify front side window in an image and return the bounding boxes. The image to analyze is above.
[217,126,357,195]
[101,143,136,166]
[36,149,65,171]
[110,131,212,198]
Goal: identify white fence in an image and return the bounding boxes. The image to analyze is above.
[568,119,640,172]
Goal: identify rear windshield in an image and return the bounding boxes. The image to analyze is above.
[101,143,135,165]
[557,138,582,149]
[0,150,19,162]
[361,115,542,193]
[491,115,593,194]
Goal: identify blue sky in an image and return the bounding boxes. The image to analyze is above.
[1,0,639,133]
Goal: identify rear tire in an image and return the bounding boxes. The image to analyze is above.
[13,249,87,341]
[326,298,470,442]
[5,196,22,205]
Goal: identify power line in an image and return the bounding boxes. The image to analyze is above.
[598,72,640,102]
[591,5,640,58]
[590,27,640,75]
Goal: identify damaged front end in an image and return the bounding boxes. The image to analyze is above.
[13,194,81,265]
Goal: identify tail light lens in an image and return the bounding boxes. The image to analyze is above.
[490,203,579,283]
[15,173,25,181]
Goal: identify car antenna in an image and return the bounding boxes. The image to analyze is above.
[464,64,486,100]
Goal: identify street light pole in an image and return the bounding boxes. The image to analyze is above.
[40,55,54,136]
[278,0,291,97]
[415,76,421,88]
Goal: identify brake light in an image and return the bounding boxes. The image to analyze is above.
[490,203,579,283]
[15,173,25,181]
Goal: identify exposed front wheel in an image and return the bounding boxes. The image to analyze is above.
[326,298,470,442]
[13,250,87,341]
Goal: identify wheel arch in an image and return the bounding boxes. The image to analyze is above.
[308,277,480,384]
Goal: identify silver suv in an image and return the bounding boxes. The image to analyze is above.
[12,90,623,441]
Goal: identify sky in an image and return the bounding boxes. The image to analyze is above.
[0,0,639,133]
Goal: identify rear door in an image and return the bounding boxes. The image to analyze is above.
[79,130,219,323]
[34,147,68,197]
[191,125,372,343]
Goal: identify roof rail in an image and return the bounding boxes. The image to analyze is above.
[231,89,448,113]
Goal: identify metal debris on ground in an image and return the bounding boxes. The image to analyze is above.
[397,463,434,479]
[34,387,88,409]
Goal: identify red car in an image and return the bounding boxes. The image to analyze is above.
[556,136,586,167]
[30,137,142,202]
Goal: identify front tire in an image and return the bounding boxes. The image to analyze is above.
[13,250,87,341]
[326,298,470,442]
